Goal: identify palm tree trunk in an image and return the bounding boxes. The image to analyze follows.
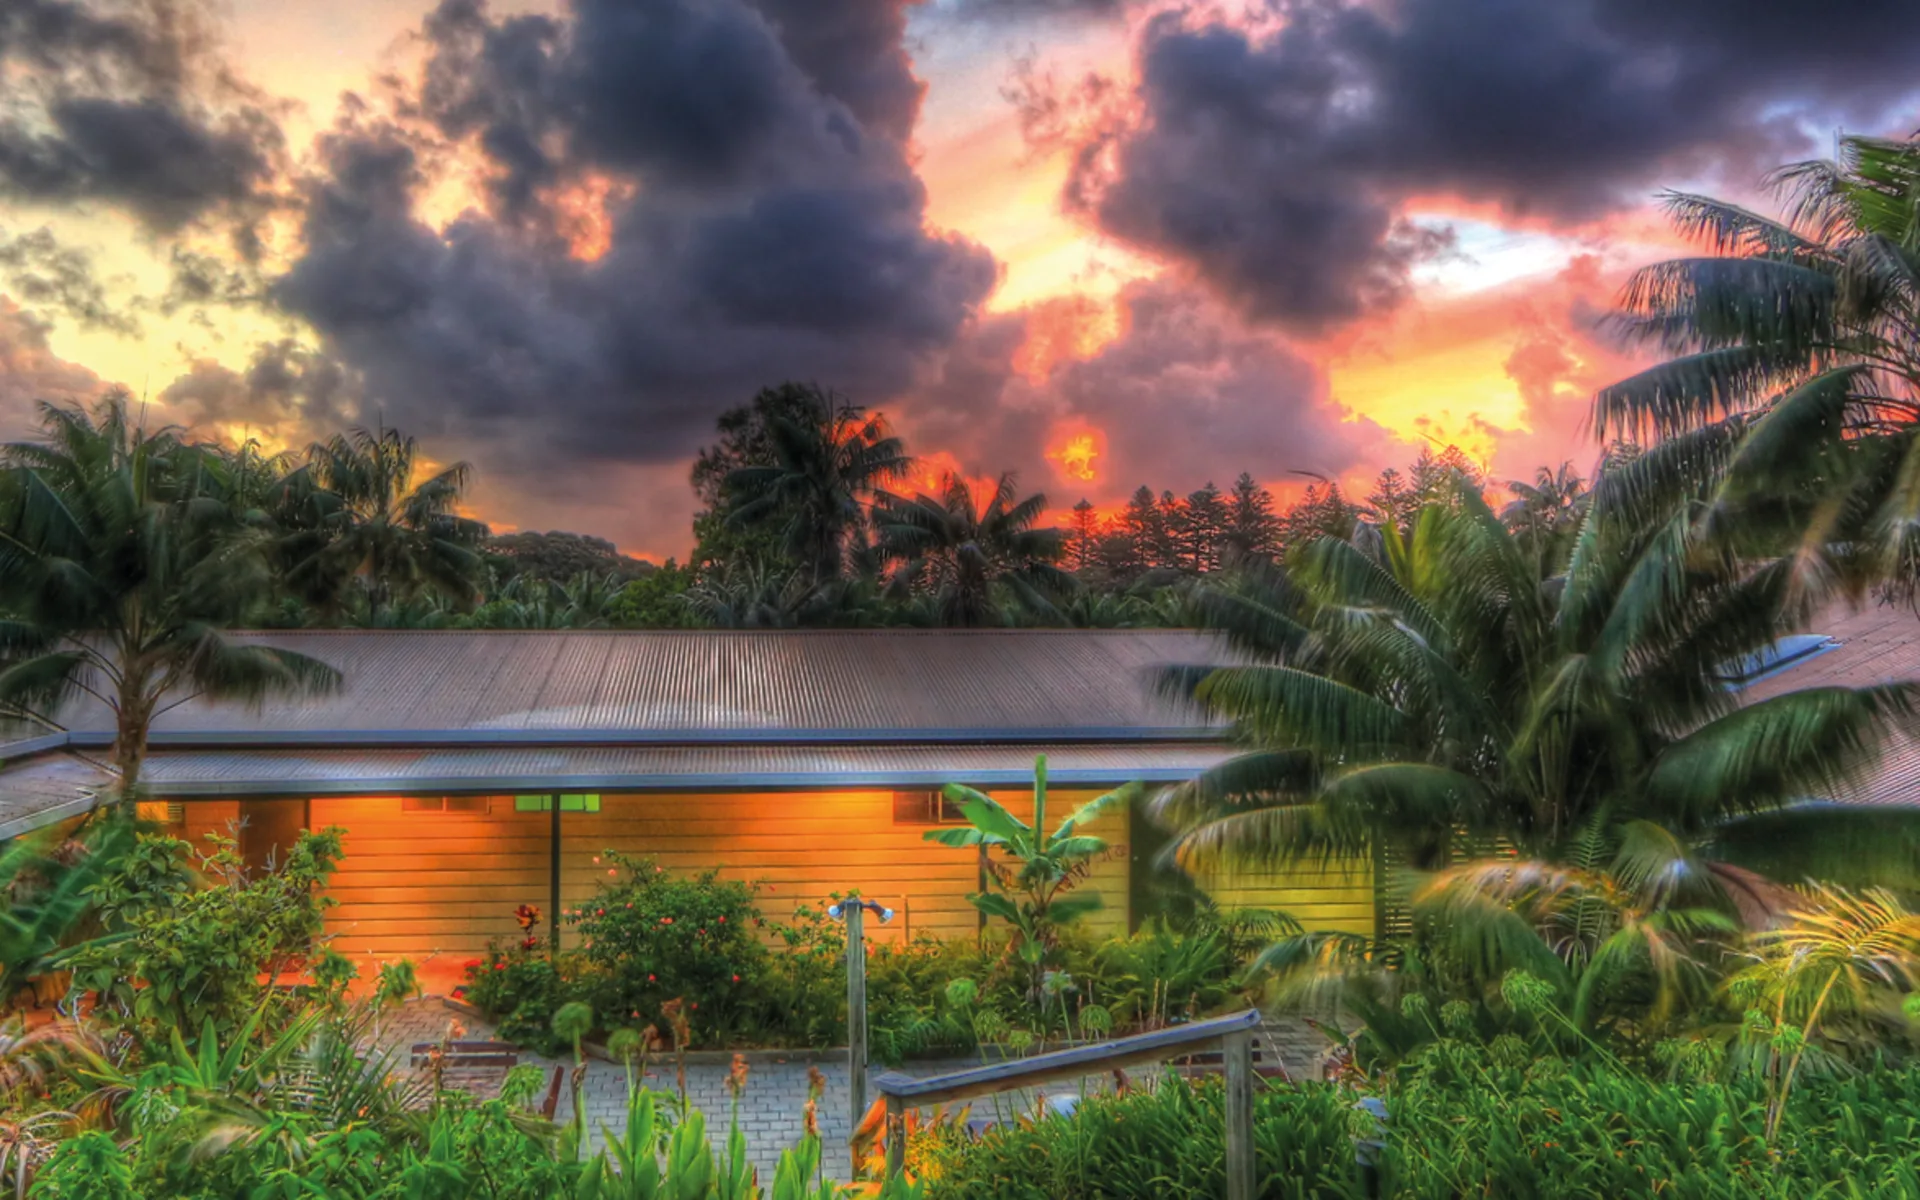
[1767,968,1843,1141]
[112,687,153,819]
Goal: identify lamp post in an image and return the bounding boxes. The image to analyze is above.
[828,896,893,1174]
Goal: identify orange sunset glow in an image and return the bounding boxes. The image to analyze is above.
[1046,429,1103,483]
[0,0,1914,561]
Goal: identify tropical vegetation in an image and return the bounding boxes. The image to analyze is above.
[12,134,1920,1197]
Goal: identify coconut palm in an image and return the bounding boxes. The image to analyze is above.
[1593,132,1920,601]
[283,426,487,620]
[723,386,909,586]
[1501,461,1588,572]
[0,399,340,810]
[1155,468,1920,903]
[874,472,1074,627]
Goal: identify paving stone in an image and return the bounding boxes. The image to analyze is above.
[374,997,1332,1184]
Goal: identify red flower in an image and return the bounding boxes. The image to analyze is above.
[521,936,539,950]
[698,929,706,935]
[731,974,740,983]
[451,988,466,999]
[597,908,606,916]
[660,917,673,925]
[717,916,726,924]
[647,974,656,982]
[493,962,506,971]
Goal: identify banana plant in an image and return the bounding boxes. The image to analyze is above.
[926,755,1140,998]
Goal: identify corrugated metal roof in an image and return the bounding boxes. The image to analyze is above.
[1744,604,1920,807]
[41,629,1222,743]
[0,753,110,839]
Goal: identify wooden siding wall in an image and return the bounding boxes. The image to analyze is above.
[1195,857,1376,938]
[303,788,1131,967]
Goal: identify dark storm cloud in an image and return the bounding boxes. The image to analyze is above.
[0,1,286,244]
[157,340,357,433]
[275,0,997,468]
[741,0,924,144]
[1055,0,1920,333]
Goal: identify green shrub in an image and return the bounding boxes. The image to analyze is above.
[460,945,575,1056]
[65,828,343,1042]
[919,1051,1920,1200]
[568,851,771,1045]
[920,1074,1360,1200]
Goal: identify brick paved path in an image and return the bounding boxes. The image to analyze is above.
[379,998,1330,1184]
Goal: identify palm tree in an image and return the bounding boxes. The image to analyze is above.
[1501,461,1588,572]
[1155,469,1919,906]
[1732,884,1920,1135]
[1593,132,1920,601]
[0,398,340,810]
[723,386,909,586]
[284,426,487,620]
[874,472,1074,627]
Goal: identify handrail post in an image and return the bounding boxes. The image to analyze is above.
[1223,1029,1254,1200]
[830,896,893,1178]
[846,900,867,1176]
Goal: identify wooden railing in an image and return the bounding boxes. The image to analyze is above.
[873,1009,1263,1200]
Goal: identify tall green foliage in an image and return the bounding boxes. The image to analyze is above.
[724,385,909,586]
[1161,475,1920,879]
[285,425,488,619]
[0,397,341,806]
[66,828,344,1038]
[1594,132,1920,602]
[875,473,1072,627]
[926,757,1138,992]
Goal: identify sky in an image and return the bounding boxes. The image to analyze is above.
[3,0,1919,559]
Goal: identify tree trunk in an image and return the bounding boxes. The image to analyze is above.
[113,686,153,819]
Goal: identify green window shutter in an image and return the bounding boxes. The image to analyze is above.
[513,794,602,812]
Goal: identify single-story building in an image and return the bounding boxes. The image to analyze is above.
[0,629,1375,976]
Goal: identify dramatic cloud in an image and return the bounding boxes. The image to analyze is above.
[1039,0,1920,333]
[902,277,1399,504]
[274,0,996,481]
[0,1,288,247]
[157,339,359,435]
[0,226,138,334]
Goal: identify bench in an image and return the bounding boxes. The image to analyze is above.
[409,1040,519,1070]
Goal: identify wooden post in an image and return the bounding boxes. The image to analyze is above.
[548,794,562,952]
[1223,1029,1255,1200]
[845,900,868,1177]
[884,1094,907,1180]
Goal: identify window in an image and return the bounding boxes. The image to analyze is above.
[401,796,492,814]
[512,794,602,813]
[1718,634,1838,689]
[892,790,966,825]
[135,801,185,824]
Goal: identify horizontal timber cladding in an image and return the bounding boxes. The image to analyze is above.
[1193,856,1377,939]
[308,787,1133,966]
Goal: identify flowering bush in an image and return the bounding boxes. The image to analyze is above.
[568,851,770,1044]
[460,944,575,1055]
